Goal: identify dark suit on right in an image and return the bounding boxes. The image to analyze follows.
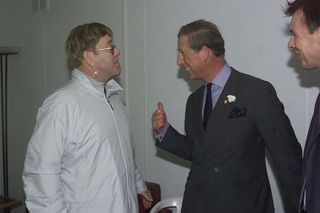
[300,93,320,213]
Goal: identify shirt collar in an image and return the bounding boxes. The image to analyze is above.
[211,63,231,88]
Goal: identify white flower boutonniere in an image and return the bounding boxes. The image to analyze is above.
[224,95,236,104]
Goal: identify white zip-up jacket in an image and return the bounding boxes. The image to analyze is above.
[23,69,146,213]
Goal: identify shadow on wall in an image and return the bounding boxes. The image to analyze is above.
[150,67,199,170]
[177,67,203,92]
[287,54,320,89]
[155,146,191,170]
[152,67,201,169]
[65,60,72,79]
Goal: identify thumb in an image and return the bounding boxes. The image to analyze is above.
[157,102,165,112]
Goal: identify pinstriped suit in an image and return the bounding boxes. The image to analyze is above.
[156,68,302,213]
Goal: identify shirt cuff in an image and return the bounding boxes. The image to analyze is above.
[154,122,169,141]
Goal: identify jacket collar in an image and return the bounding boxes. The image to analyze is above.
[72,68,123,98]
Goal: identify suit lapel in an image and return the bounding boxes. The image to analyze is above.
[192,86,206,138]
[304,93,320,156]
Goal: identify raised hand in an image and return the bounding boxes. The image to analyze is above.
[151,102,167,134]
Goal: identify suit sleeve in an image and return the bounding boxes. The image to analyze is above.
[155,94,196,161]
[155,125,193,161]
[254,81,302,213]
[22,101,68,213]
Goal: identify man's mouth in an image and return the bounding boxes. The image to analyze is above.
[296,52,303,61]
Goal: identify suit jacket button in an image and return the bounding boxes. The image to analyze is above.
[214,167,219,173]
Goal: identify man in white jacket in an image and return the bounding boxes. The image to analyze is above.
[23,22,152,213]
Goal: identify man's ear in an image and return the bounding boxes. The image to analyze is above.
[199,46,212,62]
[83,50,95,67]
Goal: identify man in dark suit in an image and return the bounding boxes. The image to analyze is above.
[151,19,302,213]
[285,0,320,212]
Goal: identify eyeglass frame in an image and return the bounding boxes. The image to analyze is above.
[89,44,117,55]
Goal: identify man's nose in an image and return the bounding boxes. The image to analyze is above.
[288,36,295,49]
[177,54,184,65]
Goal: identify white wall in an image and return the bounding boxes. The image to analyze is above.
[1,0,319,212]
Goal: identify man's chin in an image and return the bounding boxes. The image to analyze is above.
[114,67,121,76]
[301,62,317,70]
[187,71,195,79]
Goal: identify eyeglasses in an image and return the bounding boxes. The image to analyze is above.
[90,44,117,54]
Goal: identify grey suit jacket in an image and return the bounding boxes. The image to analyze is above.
[156,68,302,213]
